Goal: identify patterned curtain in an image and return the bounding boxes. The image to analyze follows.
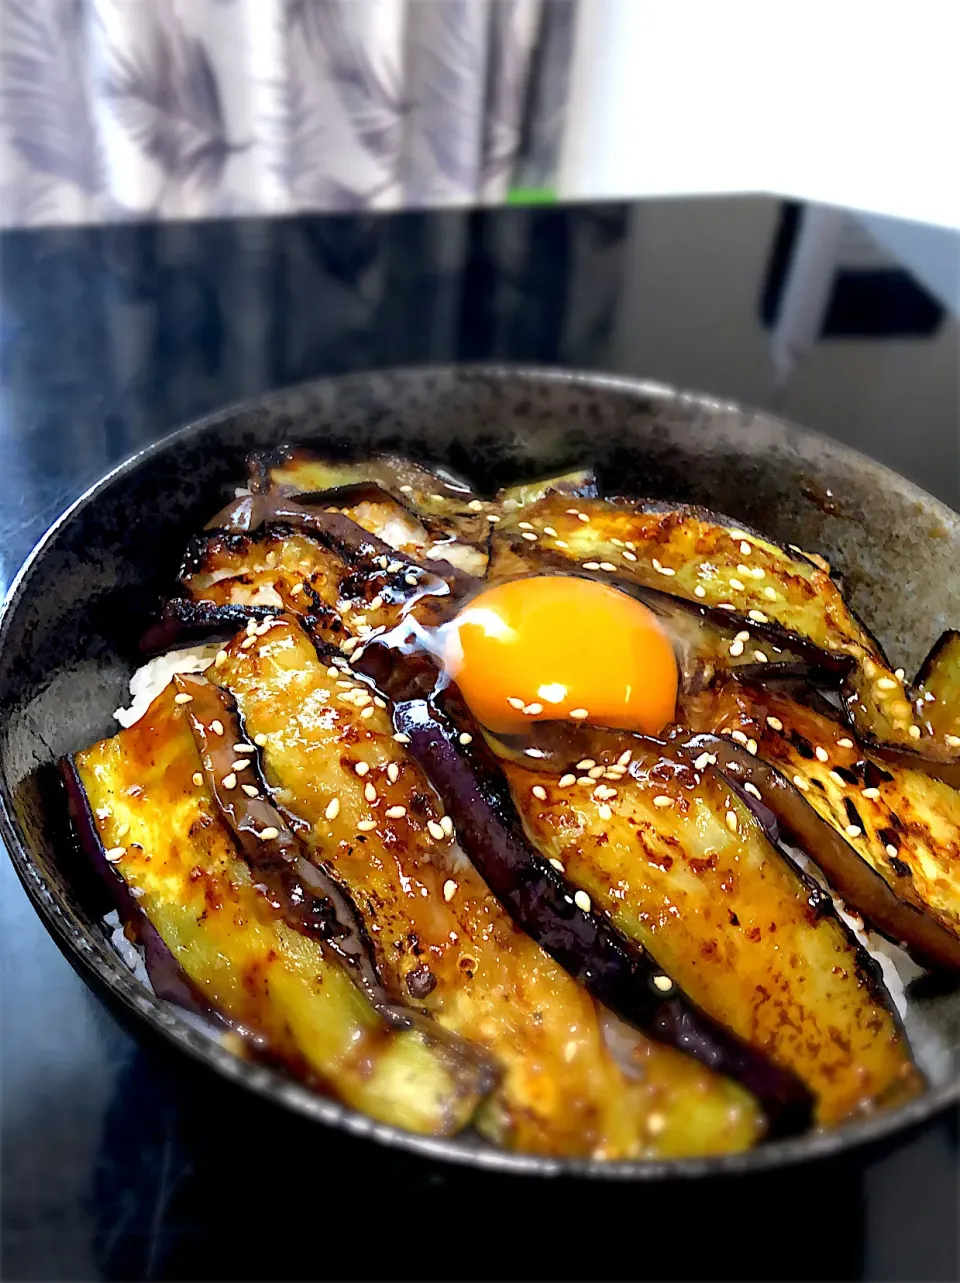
[0,0,578,228]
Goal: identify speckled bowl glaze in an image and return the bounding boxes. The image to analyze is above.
[1,366,958,1179]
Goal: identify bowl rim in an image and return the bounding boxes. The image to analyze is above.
[1,362,958,1181]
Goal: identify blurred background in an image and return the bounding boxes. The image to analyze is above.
[1,3,958,1281]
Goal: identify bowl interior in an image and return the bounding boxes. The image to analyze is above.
[1,365,958,1178]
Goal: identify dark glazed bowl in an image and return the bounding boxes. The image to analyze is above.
[1,366,958,1179]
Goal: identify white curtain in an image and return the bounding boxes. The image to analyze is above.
[0,0,578,227]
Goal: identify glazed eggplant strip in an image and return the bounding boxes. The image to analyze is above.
[914,631,960,747]
[496,736,921,1124]
[495,495,960,763]
[67,688,489,1135]
[678,681,960,959]
[206,616,764,1157]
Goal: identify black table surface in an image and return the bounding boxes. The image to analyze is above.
[1,201,957,1283]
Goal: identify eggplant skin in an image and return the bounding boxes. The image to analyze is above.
[496,495,959,762]
[208,616,764,1158]
[679,681,960,961]
[501,738,921,1125]
[70,687,489,1136]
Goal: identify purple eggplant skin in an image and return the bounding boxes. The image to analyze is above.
[59,755,225,1022]
[140,599,274,655]
[351,644,812,1139]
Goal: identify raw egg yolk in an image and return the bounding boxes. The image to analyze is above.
[442,575,678,736]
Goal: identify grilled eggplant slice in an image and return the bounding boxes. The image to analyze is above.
[499,737,921,1123]
[496,495,959,762]
[208,616,764,1157]
[70,686,489,1135]
[678,681,960,962]
[915,631,960,746]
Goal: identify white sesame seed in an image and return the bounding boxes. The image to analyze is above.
[459,732,473,745]
[190,771,203,788]
[693,752,716,771]
[694,584,706,598]
[354,762,370,777]
[599,562,616,572]
[521,531,538,542]
[532,785,547,801]
[653,795,673,808]
[577,512,590,523]
[815,746,829,762]
[353,692,372,708]
[574,889,592,912]
[404,573,418,586]
[763,586,778,601]
[518,520,534,530]
[233,743,256,754]
[828,770,846,786]
[765,716,783,732]
[549,857,565,873]
[241,784,259,798]
[394,733,411,744]
[440,815,454,837]
[729,640,745,657]
[558,774,576,788]
[622,550,637,562]
[625,541,637,551]
[240,636,256,649]
[369,595,384,611]
[717,602,735,611]
[744,782,762,800]
[885,843,898,858]
[543,526,558,537]
[357,819,377,832]
[325,798,341,821]
[653,974,674,992]
[862,787,881,800]
[364,783,377,803]
[746,739,758,755]
[254,733,268,747]
[289,583,304,597]
[946,735,960,748]
[174,692,193,705]
[259,827,280,841]
[576,759,596,770]
[246,617,258,636]
[729,578,746,592]
[105,847,126,863]
[555,539,568,548]
[231,759,251,772]
[908,725,922,739]
[523,702,544,716]
[864,659,878,678]
[876,677,898,691]
[597,804,613,820]
[588,765,605,779]
[617,750,633,767]
[736,564,751,577]
[427,820,445,840]
[835,737,853,749]
[387,763,400,783]
[215,650,228,667]
[845,824,862,838]
[582,561,601,571]
[726,810,738,832]
[507,696,525,710]
[222,773,237,790]
[739,541,752,556]
[731,730,748,744]
[399,485,413,493]
[385,805,406,819]
[210,720,224,736]
[442,879,457,902]
[793,775,810,791]
[569,708,589,720]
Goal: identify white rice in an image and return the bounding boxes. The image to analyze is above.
[114,643,220,727]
